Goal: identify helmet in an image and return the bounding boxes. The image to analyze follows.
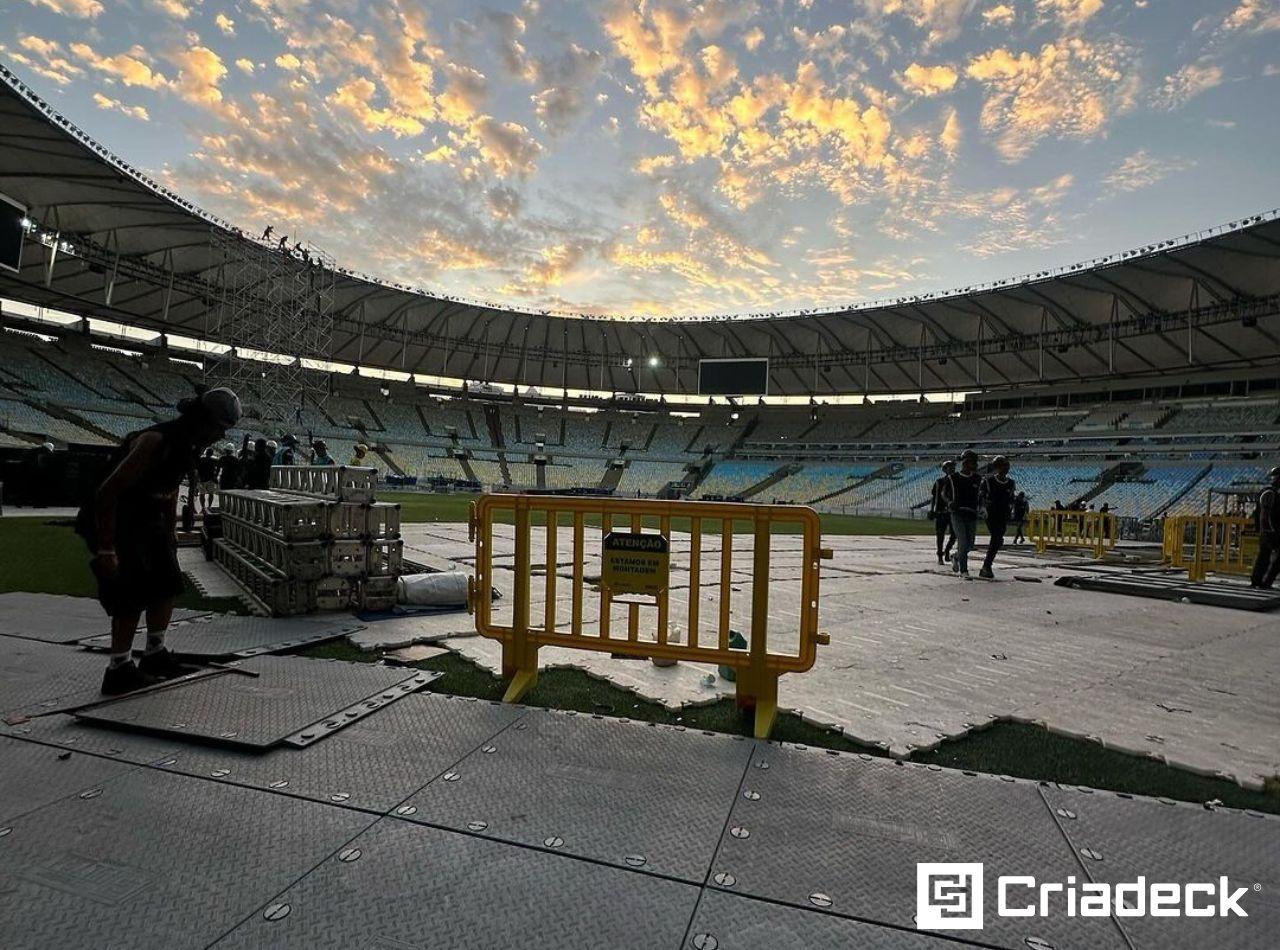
[267,440,279,451]
[941,460,956,472]
[1270,466,1280,481]
[960,449,978,462]
[992,455,1009,468]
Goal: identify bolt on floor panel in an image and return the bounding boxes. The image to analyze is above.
[708,746,1128,950]
[1,714,182,764]
[0,593,210,644]
[151,693,526,812]
[396,708,755,882]
[0,768,373,950]
[686,888,971,950]
[78,613,364,659]
[0,735,138,824]
[1041,785,1280,950]
[76,655,437,749]
[211,816,699,950]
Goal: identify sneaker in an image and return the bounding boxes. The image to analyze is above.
[979,567,994,579]
[952,560,960,573]
[138,647,186,680]
[937,555,944,565]
[961,571,973,581]
[101,661,159,696]
[943,552,952,562]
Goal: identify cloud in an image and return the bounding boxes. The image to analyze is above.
[1036,0,1104,27]
[941,108,961,154]
[1103,149,1192,192]
[235,58,255,75]
[11,35,85,85]
[24,0,103,18]
[275,53,303,71]
[93,92,151,121]
[742,26,765,51]
[863,0,973,48]
[216,13,235,36]
[966,39,1139,161]
[1221,0,1280,34]
[982,4,1015,25]
[1155,61,1224,108]
[466,117,543,176]
[151,0,197,19]
[168,45,228,106]
[69,42,168,88]
[899,63,959,96]
[528,43,604,133]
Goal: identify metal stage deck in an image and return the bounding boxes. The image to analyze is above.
[1058,571,1280,610]
[1,641,1276,950]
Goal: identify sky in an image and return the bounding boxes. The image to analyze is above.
[3,0,1278,319]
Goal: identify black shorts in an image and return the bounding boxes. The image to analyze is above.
[91,527,185,617]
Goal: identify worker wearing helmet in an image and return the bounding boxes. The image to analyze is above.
[979,455,1016,579]
[940,449,982,579]
[928,460,957,566]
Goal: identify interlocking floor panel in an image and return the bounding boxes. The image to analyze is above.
[212,817,699,950]
[1,715,180,763]
[0,736,138,824]
[1060,573,1280,611]
[0,638,113,717]
[398,709,753,881]
[687,889,963,950]
[1042,785,1280,950]
[79,613,363,659]
[0,592,209,643]
[152,693,527,812]
[0,769,372,950]
[76,656,436,749]
[709,746,1127,950]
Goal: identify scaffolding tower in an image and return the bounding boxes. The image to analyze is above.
[204,231,336,427]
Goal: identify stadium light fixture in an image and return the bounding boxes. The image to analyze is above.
[648,356,660,368]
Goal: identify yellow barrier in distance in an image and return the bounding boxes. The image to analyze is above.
[1027,509,1118,559]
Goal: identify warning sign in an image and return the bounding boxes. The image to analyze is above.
[601,531,669,596]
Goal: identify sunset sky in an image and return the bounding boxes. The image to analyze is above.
[4,0,1278,317]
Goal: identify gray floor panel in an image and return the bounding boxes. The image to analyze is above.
[0,592,210,644]
[0,769,373,950]
[151,693,527,812]
[76,656,436,749]
[79,613,363,658]
[687,889,966,949]
[0,735,138,824]
[212,816,699,950]
[1,714,179,764]
[1042,785,1280,950]
[709,747,1126,950]
[0,638,112,717]
[398,709,753,881]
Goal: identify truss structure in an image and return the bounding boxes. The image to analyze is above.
[204,231,335,423]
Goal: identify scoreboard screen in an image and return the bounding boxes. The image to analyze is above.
[698,358,769,396]
[0,192,24,275]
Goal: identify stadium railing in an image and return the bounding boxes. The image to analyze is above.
[467,494,831,738]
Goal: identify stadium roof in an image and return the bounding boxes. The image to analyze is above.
[2,65,1279,399]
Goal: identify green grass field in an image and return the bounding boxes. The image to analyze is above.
[3,508,1274,811]
[381,490,936,536]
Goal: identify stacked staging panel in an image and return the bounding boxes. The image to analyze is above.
[215,466,402,615]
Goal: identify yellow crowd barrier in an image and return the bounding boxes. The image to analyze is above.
[1163,514,1257,582]
[1028,509,1118,558]
[467,494,831,738]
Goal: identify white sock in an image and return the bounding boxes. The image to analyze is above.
[144,632,166,655]
[108,651,131,669]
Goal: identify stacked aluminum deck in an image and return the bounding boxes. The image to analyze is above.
[215,466,402,615]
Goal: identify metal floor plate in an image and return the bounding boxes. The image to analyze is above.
[211,816,699,950]
[1059,573,1280,611]
[151,693,526,812]
[0,735,138,824]
[79,613,363,659]
[688,889,966,950]
[1,714,181,764]
[0,639,113,717]
[1043,785,1280,950]
[0,592,209,643]
[0,768,372,950]
[398,709,754,881]
[76,656,437,749]
[710,747,1127,950]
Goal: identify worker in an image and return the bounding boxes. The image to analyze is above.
[1012,491,1030,544]
[349,442,369,466]
[979,455,1016,579]
[941,449,982,580]
[196,447,219,513]
[216,442,240,492]
[310,439,335,465]
[1251,466,1280,589]
[76,388,242,694]
[273,434,299,465]
[243,438,273,489]
[928,460,957,566]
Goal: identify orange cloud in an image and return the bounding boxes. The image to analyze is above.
[900,62,959,96]
[25,0,103,18]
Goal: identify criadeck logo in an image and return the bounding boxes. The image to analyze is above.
[916,863,1252,931]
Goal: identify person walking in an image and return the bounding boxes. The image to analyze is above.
[1250,467,1280,589]
[196,447,219,513]
[979,456,1016,579]
[243,438,273,489]
[929,461,957,566]
[216,442,240,493]
[76,388,242,694]
[941,449,982,580]
[1012,491,1029,544]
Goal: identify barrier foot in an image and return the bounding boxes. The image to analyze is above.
[502,667,538,704]
[753,698,778,740]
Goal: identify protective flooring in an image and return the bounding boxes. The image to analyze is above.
[0,641,1276,950]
